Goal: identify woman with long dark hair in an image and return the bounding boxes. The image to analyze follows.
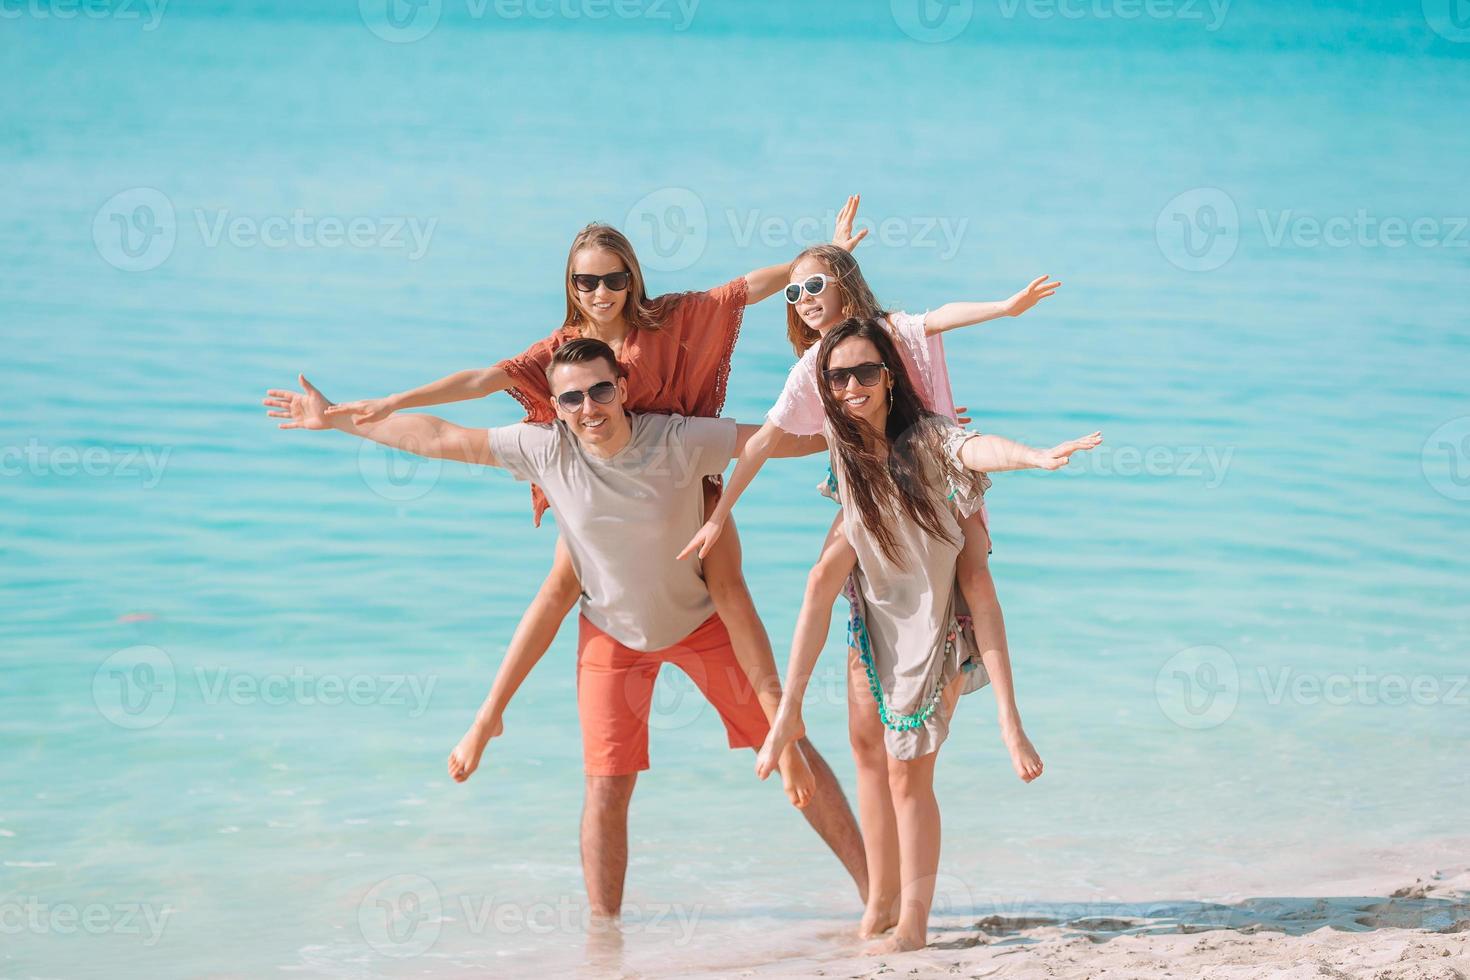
[754,317,1100,951]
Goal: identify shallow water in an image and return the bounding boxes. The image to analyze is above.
[2,1,1468,976]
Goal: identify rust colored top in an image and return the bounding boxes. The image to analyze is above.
[496,276,749,525]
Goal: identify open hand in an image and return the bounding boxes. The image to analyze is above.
[263,375,333,430]
[833,194,870,252]
[1031,431,1102,470]
[1005,275,1062,317]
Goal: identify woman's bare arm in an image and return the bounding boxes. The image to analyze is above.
[323,364,515,425]
[958,430,1102,473]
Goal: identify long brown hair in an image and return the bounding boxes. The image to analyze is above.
[562,223,664,334]
[817,317,957,566]
[785,244,886,356]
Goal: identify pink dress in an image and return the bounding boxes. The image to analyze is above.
[766,311,958,435]
[765,311,988,529]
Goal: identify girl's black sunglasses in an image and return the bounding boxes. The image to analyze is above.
[572,271,631,292]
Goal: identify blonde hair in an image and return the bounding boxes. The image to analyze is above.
[785,244,886,356]
[562,224,664,334]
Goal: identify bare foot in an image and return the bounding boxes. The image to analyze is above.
[778,741,815,809]
[1002,723,1043,782]
[861,929,925,955]
[857,902,899,939]
[447,713,504,783]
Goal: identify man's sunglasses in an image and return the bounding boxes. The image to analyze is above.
[784,273,833,304]
[822,362,887,389]
[572,271,631,293]
[555,380,619,411]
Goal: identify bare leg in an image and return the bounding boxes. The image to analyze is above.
[864,674,966,955]
[954,511,1043,783]
[701,484,808,800]
[703,489,868,902]
[448,537,581,782]
[869,749,941,953]
[581,773,638,919]
[848,645,902,938]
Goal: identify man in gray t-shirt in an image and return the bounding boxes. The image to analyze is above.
[266,338,865,924]
[487,410,736,652]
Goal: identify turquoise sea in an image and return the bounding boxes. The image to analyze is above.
[3,1,1468,975]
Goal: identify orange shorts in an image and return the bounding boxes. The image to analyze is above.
[576,613,771,776]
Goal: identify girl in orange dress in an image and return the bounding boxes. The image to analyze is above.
[313,216,867,845]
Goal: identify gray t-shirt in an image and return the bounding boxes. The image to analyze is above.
[489,413,738,652]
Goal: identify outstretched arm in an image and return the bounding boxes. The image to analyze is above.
[741,194,871,304]
[264,374,495,465]
[958,430,1103,474]
[733,422,826,459]
[756,518,857,781]
[680,419,793,560]
[923,275,1062,336]
[319,364,515,426]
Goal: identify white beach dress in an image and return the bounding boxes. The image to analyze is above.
[828,416,994,761]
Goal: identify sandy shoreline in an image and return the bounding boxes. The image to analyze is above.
[678,868,1470,980]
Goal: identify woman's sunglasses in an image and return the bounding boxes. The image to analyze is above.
[572,271,631,293]
[555,380,619,411]
[784,273,834,304]
[822,362,887,389]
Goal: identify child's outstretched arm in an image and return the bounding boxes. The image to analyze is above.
[679,419,817,560]
[317,363,516,426]
[755,519,857,781]
[265,374,496,466]
[957,430,1103,474]
[924,275,1061,336]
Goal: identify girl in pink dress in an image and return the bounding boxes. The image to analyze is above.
[682,196,1054,790]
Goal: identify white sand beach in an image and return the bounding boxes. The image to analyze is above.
[681,867,1470,980]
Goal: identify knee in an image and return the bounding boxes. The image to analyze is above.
[885,758,928,799]
[584,774,636,812]
[545,561,583,603]
[848,719,887,769]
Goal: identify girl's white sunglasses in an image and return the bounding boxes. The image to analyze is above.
[784,273,833,304]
